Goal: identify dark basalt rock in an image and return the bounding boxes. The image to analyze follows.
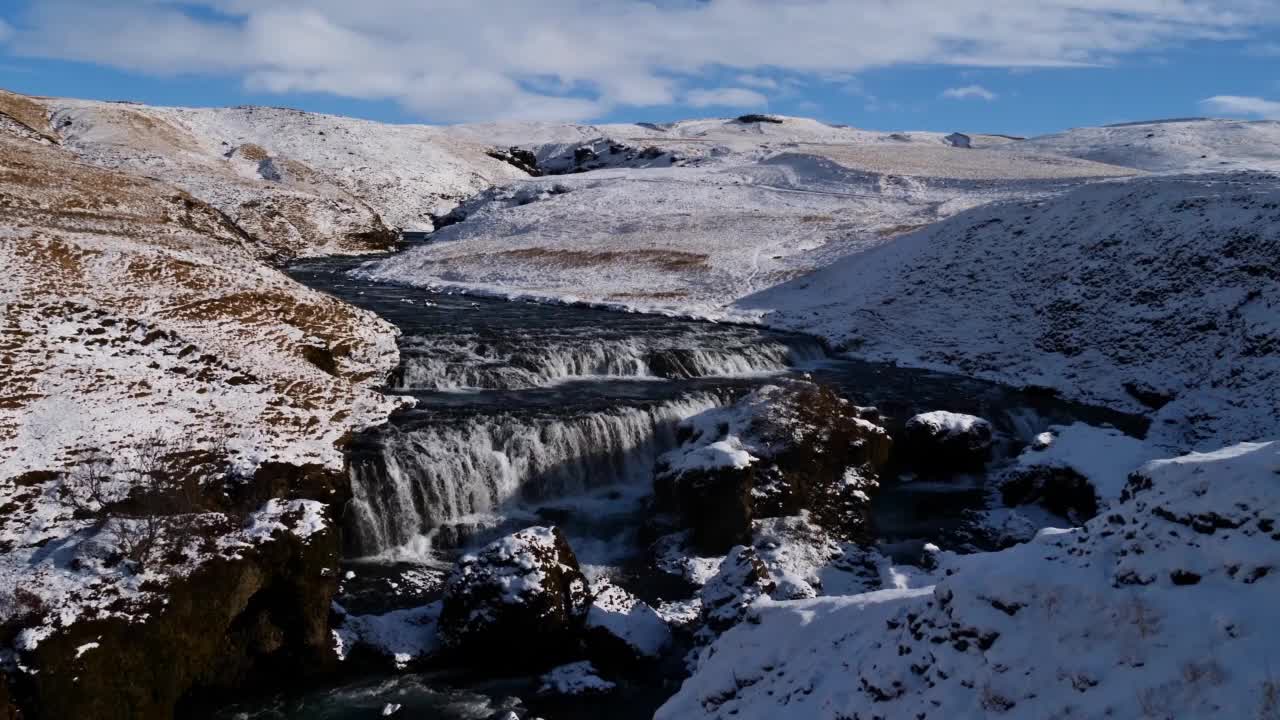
[700,546,775,632]
[1122,381,1176,410]
[656,383,891,555]
[658,466,754,555]
[9,463,347,720]
[582,580,671,669]
[1000,465,1100,521]
[485,146,541,176]
[736,114,784,124]
[900,411,993,473]
[438,526,591,669]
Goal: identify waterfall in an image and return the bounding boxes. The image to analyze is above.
[391,335,827,391]
[346,392,727,556]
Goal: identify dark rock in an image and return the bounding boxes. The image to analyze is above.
[657,465,753,555]
[582,580,671,669]
[15,466,345,720]
[1122,381,1176,410]
[656,383,891,553]
[700,546,775,632]
[736,114,784,124]
[1000,465,1099,521]
[485,146,541,176]
[901,411,993,472]
[438,526,591,668]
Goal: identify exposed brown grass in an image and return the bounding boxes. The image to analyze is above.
[232,143,270,162]
[494,247,710,271]
[0,90,57,141]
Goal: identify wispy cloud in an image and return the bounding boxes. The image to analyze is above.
[4,1,1280,121]
[941,84,998,101]
[1201,95,1280,119]
[0,18,13,44]
[1246,42,1280,56]
[735,74,777,90]
[685,87,767,109]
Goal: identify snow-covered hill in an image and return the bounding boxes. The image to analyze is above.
[359,118,1136,317]
[10,91,529,259]
[0,102,401,479]
[739,172,1280,450]
[995,118,1280,173]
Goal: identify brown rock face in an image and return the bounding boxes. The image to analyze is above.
[438,526,592,669]
[6,464,347,720]
[658,382,892,554]
[662,467,755,555]
[1001,465,1099,521]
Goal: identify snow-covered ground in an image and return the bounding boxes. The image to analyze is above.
[993,118,1280,173]
[0,94,400,655]
[17,91,528,259]
[6,85,1279,719]
[357,138,1131,317]
[660,440,1280,719]
[744,172,1280,450]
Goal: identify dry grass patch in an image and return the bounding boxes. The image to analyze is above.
[494,247,710,271]
[0,90,57,142]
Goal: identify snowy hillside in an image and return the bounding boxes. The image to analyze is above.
[0,105,401,478]
[995,118,1280,173]
[11,90,528,259]
[659,439,1280,720]
[360,117,1135,317]
[741,172,1280,449]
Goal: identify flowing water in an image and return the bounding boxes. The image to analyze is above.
[206,253,1145,719]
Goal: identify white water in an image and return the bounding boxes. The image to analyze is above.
[347,392,726,556]
[393,335,826,390]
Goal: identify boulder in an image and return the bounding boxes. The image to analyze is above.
[583,580,672,667]
[1000,465,1099,521]
[700,546,775,633]
[657,463,754,554]
[438,526,591,668]
[656,382,891,553]
[901,411,993,472]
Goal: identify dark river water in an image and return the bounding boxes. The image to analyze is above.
[203,253,1144,720]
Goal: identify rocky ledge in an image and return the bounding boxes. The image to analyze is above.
[654,382,892,553]
[1,462,349,720]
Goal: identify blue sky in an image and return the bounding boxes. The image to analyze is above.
[1,1,1278,137]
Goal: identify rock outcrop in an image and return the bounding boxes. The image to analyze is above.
[1000,464,1099,521]
[901,410,993,472]
[656,382,891,553]
[437,526,591,668]
[5,464,347,720]
[583,580,672,667]
[699,546,775,633]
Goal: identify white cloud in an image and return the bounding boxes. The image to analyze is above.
[0,19,13,44]
[1200,95,1280,119]
[6,0,1280,121]
[685,87,768,109]
[736,74,778,90]
[941,84,998,101]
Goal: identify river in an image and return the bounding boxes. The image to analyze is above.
[203,252,1143,719]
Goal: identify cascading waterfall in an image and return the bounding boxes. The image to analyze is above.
[392,334,827,391]
[346,392,727,556]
